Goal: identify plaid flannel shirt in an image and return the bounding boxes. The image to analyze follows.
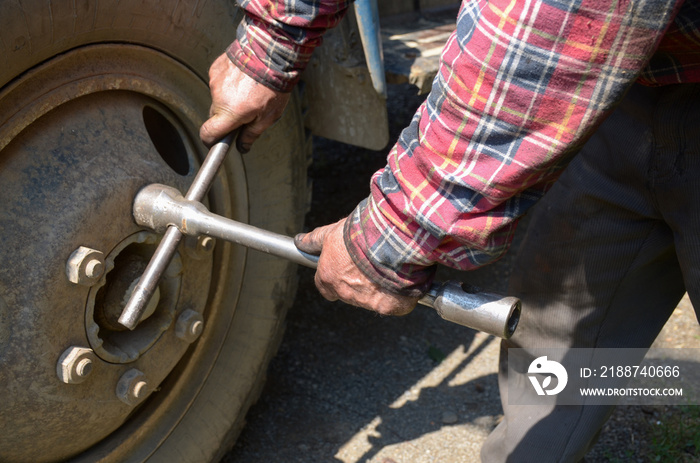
[228,0,349,91]
[231,0,700,296]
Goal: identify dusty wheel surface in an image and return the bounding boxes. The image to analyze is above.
[0,2,310,462]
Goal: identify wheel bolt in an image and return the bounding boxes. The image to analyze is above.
[66,246,105,286]
[116,369,149,406]
[84,259,104,279]
[57,346,96,384]
[75,358,93,377]
[175,309,204,343]
[198,236,215,253]
[132,380,148,399]
[185,235,215,260]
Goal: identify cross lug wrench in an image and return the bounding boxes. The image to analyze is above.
[119,138,521,338]
[118,133,236,330]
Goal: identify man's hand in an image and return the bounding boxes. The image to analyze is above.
[200,53,291,152]
[295,218,418,316]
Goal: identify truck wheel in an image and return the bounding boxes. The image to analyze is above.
[0,2,309,462]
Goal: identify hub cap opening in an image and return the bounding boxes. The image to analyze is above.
[143,105,191,176]
[87,232,183,364]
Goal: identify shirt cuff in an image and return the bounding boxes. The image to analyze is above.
[227,16,316,93]
[344,197,436,298]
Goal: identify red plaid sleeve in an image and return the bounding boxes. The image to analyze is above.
[345,0,687,297]
[228,0,349,92]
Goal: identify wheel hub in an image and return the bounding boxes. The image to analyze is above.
[87,231,187,364]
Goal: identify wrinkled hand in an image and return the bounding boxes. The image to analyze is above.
[295,218,418,316]
[200,53,291,152]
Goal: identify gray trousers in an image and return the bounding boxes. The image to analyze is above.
[481,82,700,462]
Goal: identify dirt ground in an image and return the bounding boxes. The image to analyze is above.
[222,84,700,463]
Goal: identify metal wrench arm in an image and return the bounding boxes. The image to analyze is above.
[132,184,521,339]
[118,134,236,330]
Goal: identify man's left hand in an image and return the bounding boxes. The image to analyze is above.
[295,218,418,316]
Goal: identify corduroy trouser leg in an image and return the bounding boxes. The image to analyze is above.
[481,82,700,462]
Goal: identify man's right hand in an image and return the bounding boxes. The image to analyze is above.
[199,53,291,152]
[295,219,419,316]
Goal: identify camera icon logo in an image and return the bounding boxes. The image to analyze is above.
[528,356,568,396]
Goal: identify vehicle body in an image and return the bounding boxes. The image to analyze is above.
[0,0,456,461]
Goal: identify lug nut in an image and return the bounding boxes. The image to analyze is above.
[175,309,204,343]
[116,369,149,406]
[57,346,96,384]
[66,246,105,285]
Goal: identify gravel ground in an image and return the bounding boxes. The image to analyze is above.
[222,84,700,463]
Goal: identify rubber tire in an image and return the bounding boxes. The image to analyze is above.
[0,1,310,462]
